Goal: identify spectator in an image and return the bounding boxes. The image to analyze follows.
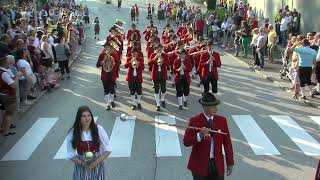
[290,39,317,99]
[267,25,277,63]
[280,12,290,47]
[0,55,22,142]
[256,27,267,70]
[54,37,71,80]
[240,21,250,58]
[234,31,241,57]
[250,28,259,67]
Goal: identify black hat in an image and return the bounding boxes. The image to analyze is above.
[156,44,163,48]
[169,29,174,33]
[109,26,116,32]
[131,47,139,52]
[178,49,187,55]
[165,24,171,28]
[131,23,136,27]
[199,92,220,106]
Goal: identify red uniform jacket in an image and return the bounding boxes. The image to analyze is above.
[198,51,221,81]
[124,56,145,83]
[126,44,142,57]
[126,50,143,58]
[143,29,159,41]
[188,46,201,66]
[148,52,169,81]
[147,45,155,59]
[184,34,194,45]
[173,57,192,84]
[177,26,187,38]
[96,49,120,82]
[126,29,141,42]
[183,113,234,177]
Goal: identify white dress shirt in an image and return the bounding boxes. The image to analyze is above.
[197,113,214,158]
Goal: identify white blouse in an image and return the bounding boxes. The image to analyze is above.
[66,125,112,160]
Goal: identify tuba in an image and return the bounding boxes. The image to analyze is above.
[102,51,114,72]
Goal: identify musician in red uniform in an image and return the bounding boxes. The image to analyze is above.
[173,49,192,110]
[189,35,205,88]
[199,40,221,94]
[177,22,188,38]
[127,41,142,57]
[124,48,144,110]
[183,92,234,180]
[143,20,158,41]
[126,23,141,43]
[148,44,168,111]
[96,41,120,110]
[162,24,171,44]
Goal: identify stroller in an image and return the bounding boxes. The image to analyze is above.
[279,49,292,80]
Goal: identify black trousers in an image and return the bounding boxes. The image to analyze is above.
[298,66,312,87]
[192,159,224,180]
[154,78,166,94]
[128,79,142,95]
[315,61,320,82]
[252,45,260,66]
[58,60,70,75]
[176,76,190,97]
[102,78,115,95]
[202,76,218,93]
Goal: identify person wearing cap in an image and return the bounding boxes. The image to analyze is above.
[162,24,172,45]
[107,26,123,61]
[93,17,100,40]
[127,23,141,43]
[127,41,142,57]
[173,49,192,110]
[146,38,159,63]
[148,44,169,111]
[177,22,188,38]
[184,28,197,46]
[96,41,120,110]
[143,21,158,41]
[183,92,234,179]
[188,37,204,88]
[125,47,145,110]
[198,40,221,94]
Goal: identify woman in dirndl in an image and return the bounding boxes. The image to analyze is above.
[93,17,100,40]
[67,106,112,180]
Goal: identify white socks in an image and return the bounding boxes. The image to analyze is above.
[104,94,110,105]
[110,94,114,102]
[161,92,166,102]
[317,83,320,92]
[137,95,142,104]
[183,95,188,102]
[154,93,160,106]
[178,96,183,106]
[300,87,306,97]
[131,95,137,106]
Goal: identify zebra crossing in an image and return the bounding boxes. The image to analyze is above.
[1,115,319,161]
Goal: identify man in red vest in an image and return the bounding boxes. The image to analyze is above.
[183,92,234,180]
[0,56,22,140]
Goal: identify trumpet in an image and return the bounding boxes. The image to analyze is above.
[157,53,162,65]
[102,52,114,72]
[189,49,208,56]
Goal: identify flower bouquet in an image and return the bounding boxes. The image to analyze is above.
[84,151,96,164]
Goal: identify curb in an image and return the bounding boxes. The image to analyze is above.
[219,47,319,109]
[14,39,87,121]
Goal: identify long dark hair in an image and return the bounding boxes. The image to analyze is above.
[71,106,100,149]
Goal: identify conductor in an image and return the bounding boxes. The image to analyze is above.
[183,92,234,180]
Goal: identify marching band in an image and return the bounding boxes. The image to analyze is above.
[97,20,222,111]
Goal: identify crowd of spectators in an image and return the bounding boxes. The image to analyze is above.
[0,0,87,142]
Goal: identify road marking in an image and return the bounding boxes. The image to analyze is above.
[109,116,135,157]
[309,116,320,126]
[1,118,59,161]
[155,116,182,157]
[270,115,320,156]
[232,115,281,155]
[54,117,98,160]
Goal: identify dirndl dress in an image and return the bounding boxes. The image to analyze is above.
[73,153,105,180]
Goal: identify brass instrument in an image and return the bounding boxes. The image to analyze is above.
[114,24,125,35]
[102,50,114,72]
[157,53,162,66]
[131,57,137,68]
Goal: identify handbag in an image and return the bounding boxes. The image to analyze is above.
[64,45,71,57]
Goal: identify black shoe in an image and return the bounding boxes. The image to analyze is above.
[67,75,71,79]
[161,101,166,108]
[27,95,37,100]
[137,103,142,109]
[114,94,117,99]
[179,105,183,110]
[156,106,160,111]
[184,101,187,107]
[131,105,137,110]
[4,131,16,137]
[94,37,96,39]
[10,124,16,129]
[106,105,111,110]
[111,102,115,108]
[312,91,320,96]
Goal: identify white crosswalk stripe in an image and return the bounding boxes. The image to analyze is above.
[54,117,99,160]
[155,115,182,157]
[1,118,59,161]
[270,115,320,156]
[1,115,320,161]
[109,116,136,157]
[232,115,281,155]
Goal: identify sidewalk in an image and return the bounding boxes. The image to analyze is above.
[222,47,320,109]
[13,39,87,121]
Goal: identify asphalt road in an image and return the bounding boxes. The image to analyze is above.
[0,1,319,180]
